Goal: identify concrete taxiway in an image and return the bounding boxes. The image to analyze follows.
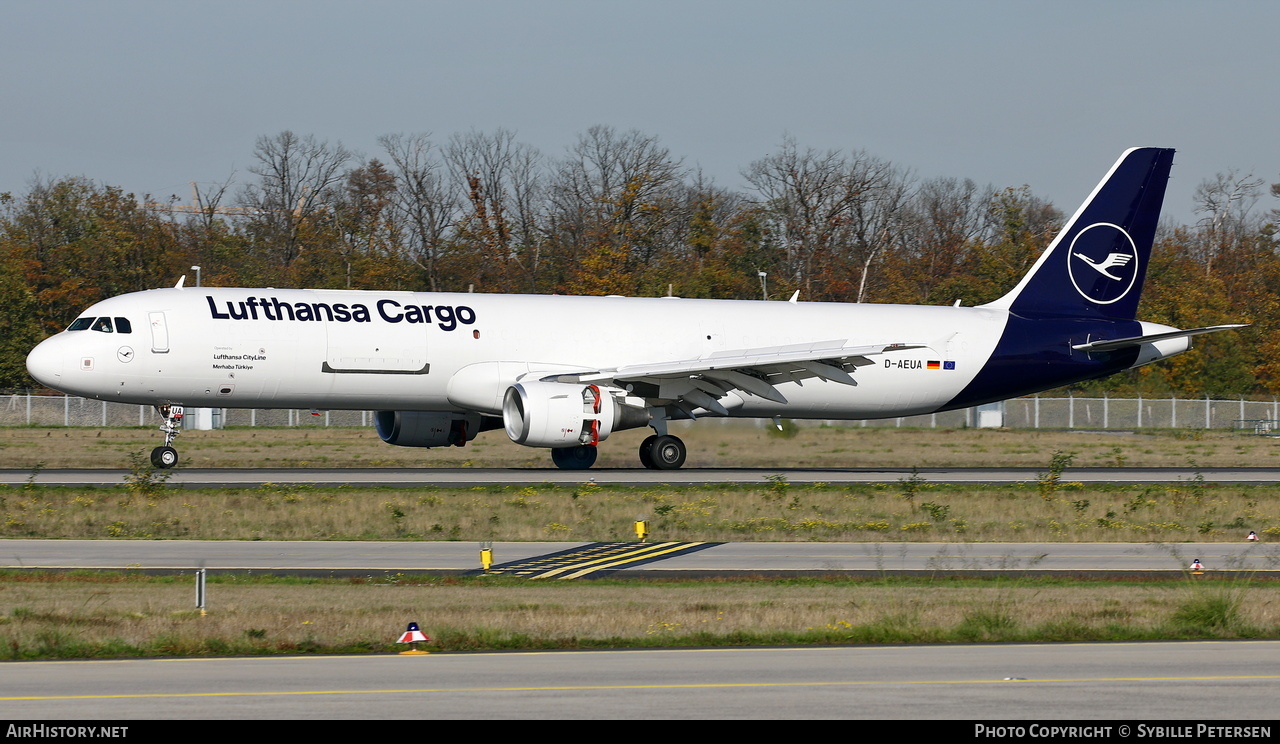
[4,539,1275,577]
[2,641,1278,719]
[3,466,1280,487]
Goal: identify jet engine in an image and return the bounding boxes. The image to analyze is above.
[502,382,649,448]
[374,410,481,448]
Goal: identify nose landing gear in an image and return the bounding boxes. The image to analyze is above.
[150,404,183,469]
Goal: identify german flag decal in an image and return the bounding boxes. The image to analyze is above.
[927,360,941,369]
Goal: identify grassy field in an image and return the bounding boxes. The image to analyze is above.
[1,422,1278,470]
[1,572,1276,659]
[3,425,1280,543]
[4,480,1280,543]
[5,424,1280,659]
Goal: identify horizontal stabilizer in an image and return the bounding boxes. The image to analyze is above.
[1071,324,1247,353]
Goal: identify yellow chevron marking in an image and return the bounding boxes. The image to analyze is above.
[553,542,709,580]
[524,542,692,579]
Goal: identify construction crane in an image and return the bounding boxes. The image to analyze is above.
[142,182,257,217]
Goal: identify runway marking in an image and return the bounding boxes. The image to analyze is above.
[5,674,1280,701]
[481,541,720,579]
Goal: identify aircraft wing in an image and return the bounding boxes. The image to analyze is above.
[547,340,924,416]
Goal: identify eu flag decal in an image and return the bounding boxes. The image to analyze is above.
[943,361,956,370]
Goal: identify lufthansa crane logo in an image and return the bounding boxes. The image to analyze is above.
[1066,222,1138,305]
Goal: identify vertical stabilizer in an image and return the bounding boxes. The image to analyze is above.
[984,147,1174,320]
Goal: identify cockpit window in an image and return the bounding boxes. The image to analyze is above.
[67,316,132,333]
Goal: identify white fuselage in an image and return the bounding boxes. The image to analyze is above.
[26,287,1009,420]
[22,149,1225,470]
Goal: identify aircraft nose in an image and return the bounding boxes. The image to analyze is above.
[26,337,64,388]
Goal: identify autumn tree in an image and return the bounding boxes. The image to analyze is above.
[175,174,257,288]
[0,244,40,387]
[742,139,910,302]
[1191,169,1266,278]
[327,158,406,289]
[379,132,460,292]
[5,130,1278,400]
[879,177,992,305]
[669,185,778,301]
[842,154,913,303]
[1,177,184,336]
[743,137,849,299]
[238,131,352,270]
[445,129,545,292]
[964,185,1062,305]
[546,126,685,295]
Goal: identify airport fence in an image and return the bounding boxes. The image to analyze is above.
[0,395,373,429]
[1,393,1278,432]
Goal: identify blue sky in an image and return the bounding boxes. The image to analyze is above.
[4,1,1278,224]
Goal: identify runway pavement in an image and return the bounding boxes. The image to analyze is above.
[4,465,1280,487]
[5,464,1278,721]
[4,539,1276,577]
[3,641,1278,719]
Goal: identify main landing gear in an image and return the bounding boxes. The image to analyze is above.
[550,445,598,470]
[548,434,688,470]
[150,404,183,469]
[639,434,686,470]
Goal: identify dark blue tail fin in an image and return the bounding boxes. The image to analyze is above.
[985,147,1174,320]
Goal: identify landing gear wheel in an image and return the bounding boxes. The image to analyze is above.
[551,445,598,470]
[638,435,659,469]
[648,435,686,470]
[150,446,178,469]
[153,404,183,469]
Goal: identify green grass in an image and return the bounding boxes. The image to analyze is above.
[2,424,1279,469]
[1,572,1276,659]
[4,480,1278,543]
[4,425,1279,659]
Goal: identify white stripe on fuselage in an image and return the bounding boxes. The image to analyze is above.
[32,287,1010,420]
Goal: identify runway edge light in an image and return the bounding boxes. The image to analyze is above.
[397,621,431,655]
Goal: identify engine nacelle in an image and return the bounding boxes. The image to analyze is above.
[375,410,480,448]
[502,382,647,448]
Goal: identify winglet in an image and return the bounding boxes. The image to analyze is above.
[174,275,186,289]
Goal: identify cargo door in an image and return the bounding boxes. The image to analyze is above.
[323,318,429,375]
